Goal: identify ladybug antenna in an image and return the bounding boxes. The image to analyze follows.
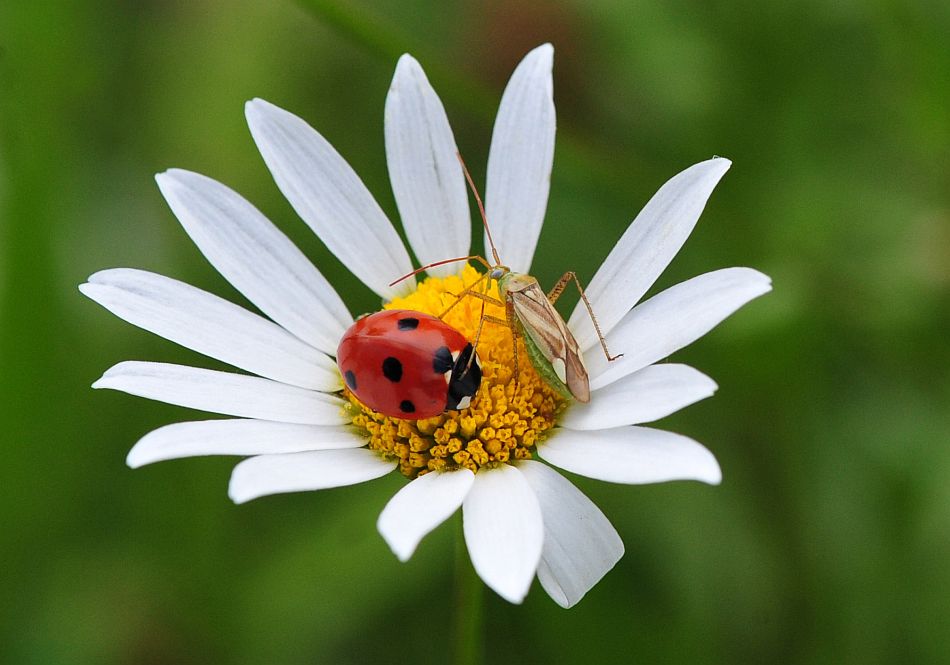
[457,152,502,266]
[389,255,494,287]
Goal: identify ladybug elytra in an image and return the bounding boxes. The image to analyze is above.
[336,310,482,419]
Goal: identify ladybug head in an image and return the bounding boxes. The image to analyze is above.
[446,343,481,411]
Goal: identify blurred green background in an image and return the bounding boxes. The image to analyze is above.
[2,1,948,663]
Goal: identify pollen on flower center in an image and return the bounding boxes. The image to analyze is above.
[345,264,565,478]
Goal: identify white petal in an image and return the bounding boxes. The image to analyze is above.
[385,55,470,277]
[246,99,414,300]
[517,460,623,608]
[94,361,347,425]
[156,169,352,355]
[484,43,555,274]
[462,464,543,604]
[587,267,772,390]
[127,419,365,468]
[560,364,717,430]
[229,448,396,504]
[539,426,721,485]
[81,268,340,392]
[569,158,732,351]
[377,468,475,562]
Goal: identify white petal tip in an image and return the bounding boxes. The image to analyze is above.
[689,157,731,182]
[154,168,189,186]
[682,442,722,486]
[244,98,272,122]
[376,516,414,562]
[83,269,118,285]
[394,53,420,70]
[381,536,414,563]
[742,268,774,296]
[701,462,723,486]
[377,469,474,565]
[227,485,255,504]
[125,434,162,469]
[496,585,530,605]
[697,372,719,396]
[90,362,125,389]
[246,97,279,115]
[520,43,553,73]
[125,448,146,469]
[532,43,554,59]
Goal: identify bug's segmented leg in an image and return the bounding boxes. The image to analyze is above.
[504,298,521,383]
[463,297,490,373]
[439,272,492,319]
[545,271,572,305]
[445,272,511,373]
[549,271,623,362]
[470,310,519,383]
[481,314,511,327]
[454,287,506,308]
[458,295,520,383]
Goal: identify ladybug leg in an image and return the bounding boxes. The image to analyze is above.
[549,271,623,363]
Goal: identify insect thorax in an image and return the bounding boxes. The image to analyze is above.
[496,271,537,295]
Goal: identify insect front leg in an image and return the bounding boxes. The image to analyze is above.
[549,271,623,362]
[467,308,520,385]
[466,300,520,384]
[439,272,492,319]
[453,287,510,372]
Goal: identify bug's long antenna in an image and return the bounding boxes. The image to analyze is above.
[389,255,493,287]
[456,153,502,266]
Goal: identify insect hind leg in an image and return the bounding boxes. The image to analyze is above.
[549,271,622,362]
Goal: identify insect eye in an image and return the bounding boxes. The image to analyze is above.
[490,267,505,280]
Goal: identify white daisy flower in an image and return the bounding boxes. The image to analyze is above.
[82,44,771,608]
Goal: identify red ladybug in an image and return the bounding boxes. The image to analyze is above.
[336,310,482,419]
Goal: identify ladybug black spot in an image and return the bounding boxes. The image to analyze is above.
[382,357,403,382]
[432,346,453,374]
[400,400,416,414]
[397,317,419,331]
[344,370,358,391]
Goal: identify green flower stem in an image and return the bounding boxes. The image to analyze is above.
[454,516,483,665]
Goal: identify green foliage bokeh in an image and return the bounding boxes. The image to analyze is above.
[1,1,948,663]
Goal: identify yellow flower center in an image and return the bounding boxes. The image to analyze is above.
[345,264,565,478]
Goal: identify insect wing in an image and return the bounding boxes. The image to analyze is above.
[509,281,590,402]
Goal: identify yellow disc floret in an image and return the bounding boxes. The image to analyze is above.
[345,264,565,478]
